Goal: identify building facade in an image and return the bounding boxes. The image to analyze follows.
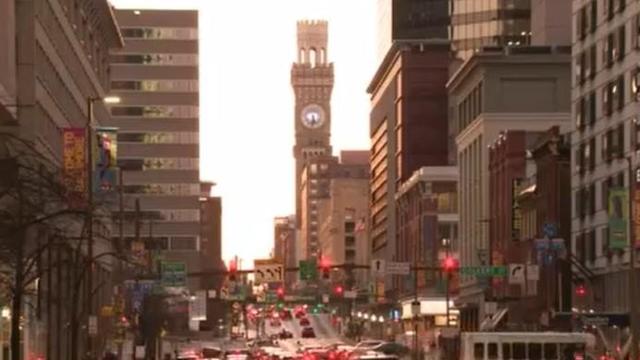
[317,151,370,289]
[571,0,640,318]
[376,0,450,62]
[450,0,532,61]
[291,20,334,255]
[0,0,122,359]
[199,182,224,331]
[108,9,202,290]
[447,46,571,330]
[367,41,451,296]
[274,215,297,287]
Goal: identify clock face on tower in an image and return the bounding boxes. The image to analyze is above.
[301,104,325,129]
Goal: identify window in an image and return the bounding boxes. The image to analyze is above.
[603,82,613,116]
[618,25,626,61]
[543,343,558,360]
[529,343,542,360]
[170,236,198,251]
[345,236,356,247]
[111,53,198,66]
[635,14,640,49]
[604,0,614,20]
[120,27,198,40]
[604,32,615,67]
[576,53,585,85]
[577,6,586,39]
[513,343,526,360]
[614,75,625,111]
[502,344,511,360]
[488,343,498,360]
[602,226,611,256]
[633,119,640,150]
[587,229,597,262]
[473,343,484,360]
[345,221,356,233]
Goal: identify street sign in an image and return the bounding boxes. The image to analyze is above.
[160,261,187,287]
[88,315,98,336]
[527,264,540,281]
[371,259,386,277]
[386,261,411,275]
[459,266,507,277]
[220,286,229,299]
[509,264,525,284]
[344,290,357,299]
[299,259,318,281]
[543,222,558,238]
[254,259,284,283]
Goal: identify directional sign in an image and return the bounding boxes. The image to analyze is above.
[371,259,386,277]
[509,264,525,284]
[459,266,507,277]
[254,259,284,283]
[299,259,318,281]
[160,261,187,287]
[386,261,411,275]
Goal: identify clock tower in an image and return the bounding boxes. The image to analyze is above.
[291,20,334,230]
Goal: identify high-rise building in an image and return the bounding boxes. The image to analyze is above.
[291,20,334,259]
[0,1,122,358]
[317,151,370,288]
[571,0,640,331]
[450,0,532,61]
[376,0,450,62]
[367,41,451,296]
[274,215,296,286]
[447,46,571,330]
[108,9,201,289]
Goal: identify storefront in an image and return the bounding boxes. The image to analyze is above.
[398,298,459,352]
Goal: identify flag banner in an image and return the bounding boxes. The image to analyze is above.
[609,187,628,250]
[94,127,118,193]
[63,128,86,207]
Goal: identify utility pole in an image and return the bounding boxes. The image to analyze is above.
[627,157,639,360]
[86,97,95,357]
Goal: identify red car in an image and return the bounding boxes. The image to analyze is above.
[299,317,310,326]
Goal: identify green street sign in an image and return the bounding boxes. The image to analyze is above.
[160,261,187,287]
[299,259,318,281]
[459,266,507,277]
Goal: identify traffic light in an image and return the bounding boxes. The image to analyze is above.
[320,256,331,279]
[575,283,587,297]
[277,286,285,300]
[334,285,344,296]
[441,256,459,272]
[228,259,237,281]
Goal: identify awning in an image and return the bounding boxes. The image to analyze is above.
[400,298,458,319]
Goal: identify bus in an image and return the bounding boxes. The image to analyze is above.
[460,332,596,360]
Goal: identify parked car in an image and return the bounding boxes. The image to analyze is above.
[279,329,294,339]
[301,326,316,338]
[299,317,310,326]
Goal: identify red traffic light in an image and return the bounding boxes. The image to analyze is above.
[319,256,331,279]
[441,256,459,272]
[277,286,285,298]
[575,284,587,297]
[334,285,344,295]
[228,259,238,281]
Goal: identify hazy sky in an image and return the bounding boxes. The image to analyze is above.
[109,0,376,266]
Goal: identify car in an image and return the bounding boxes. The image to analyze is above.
[353,341,385,351]
[301,326,316,338]
[299,317,310,326]
[224,349,252,360]
[177,350,202,360]
[270,319,282,327]
[202,347,224,360]
[370,343,409,357]
[281,310,293,320]
[348,351,398,360]
[279,329,294,339]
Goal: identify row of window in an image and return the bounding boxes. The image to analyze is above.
[122,183,200,196]
[111,105,199,118]
[574,226,622,265]
[120,27,198,40]
[575,124,626,174]
[119,132,198,144]
[575,171,625,219]
[457,82,483,133]
[120,209,200,222]
[576,0,627,41]
[111,53,198,66]
[111,79,199,92]
[118,158,199,171]
[120,236,199,251]
[575,70,640,129]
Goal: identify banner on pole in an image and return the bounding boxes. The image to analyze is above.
[94,127,118,193]
[609,187,628,250]
[63,128,86,207]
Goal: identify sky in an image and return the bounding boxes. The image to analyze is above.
[109,0,377,266]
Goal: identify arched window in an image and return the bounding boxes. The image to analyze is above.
[309,48,317,68]
[320,48,326,64]
[299,48,306,64]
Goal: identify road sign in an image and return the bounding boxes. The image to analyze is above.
[543,222,558,238]
[344,290,357,299]
[299,259,318,281]
[220,287,229,299]
[386,261,411,275]
[371,259,386,277]
[459,266,507,277]
[160,261,187,287]
[527,264,540,281]
[254,259,284,283]
[509,264,525,284]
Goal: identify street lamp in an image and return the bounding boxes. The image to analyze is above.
[85,95,120,356]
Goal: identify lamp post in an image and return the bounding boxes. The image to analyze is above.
[442,238,452,327]
[85,95,119,356]
[623,154,639,360]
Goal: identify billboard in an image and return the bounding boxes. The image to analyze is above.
[63,128,86,206]
[94,127,118,193]
[609,187,628,250]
